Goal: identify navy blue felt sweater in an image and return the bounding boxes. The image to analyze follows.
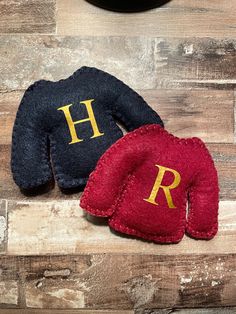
[11,66,163,190]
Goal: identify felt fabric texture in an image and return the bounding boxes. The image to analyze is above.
[80,124,219,244]
[11,66,163,190]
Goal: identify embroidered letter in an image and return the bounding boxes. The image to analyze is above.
[58,99,104,144]
[144,164,181,208]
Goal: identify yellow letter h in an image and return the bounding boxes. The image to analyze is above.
[58,99,104,144]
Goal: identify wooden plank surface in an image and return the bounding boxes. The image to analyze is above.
[235,90,236,142]
[0,311,133,314]
[57,0,236,39]
[0,200,7,254]
[0,91,22,145]
[208,144,236,200]
[0,254,235,309]
[1,144,236,201]
[5,200,236,255]
[0,89,234,145]
[137,309,236,314]
[141,89,234,142]
[0,0,56,34]
[0,36,235,92]
[0,0,235,311]
[0,309,235,314]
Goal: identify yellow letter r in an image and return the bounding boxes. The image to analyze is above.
[144,164,181,208]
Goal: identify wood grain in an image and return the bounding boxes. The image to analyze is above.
[0,89,234,145]
[0,254,235,309]
[0,279,18,307]
[0,0,235,311]
[0,36,235,92]
[141,89,234,142]
[0,311,133,314]
[136,308,236,314]
[234,90,236,142]
[0,36,157,91]
[57,0,236,39]
[0,0,56,34]
[1,143,236,201]
[5,200,236,255]
[0,309,235,314]
[0,91,22,145]
[208,144,236,200]
[0,200,7,254]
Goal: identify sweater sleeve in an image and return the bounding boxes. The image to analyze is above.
[80,130,145,217]
[112,85,164,131]
[11,83,53,190]
[186,142,219,239]
[87,67,164,130]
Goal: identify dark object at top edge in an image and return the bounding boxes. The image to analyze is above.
[86,0,171,13]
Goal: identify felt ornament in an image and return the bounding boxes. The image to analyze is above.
[11,66,163,190]
[80,124,219,244]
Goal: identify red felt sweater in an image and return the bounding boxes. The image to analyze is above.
[80,125,219,243]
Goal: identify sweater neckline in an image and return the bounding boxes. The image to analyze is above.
[37,66,94,85]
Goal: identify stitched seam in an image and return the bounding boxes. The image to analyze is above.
[81,124,219,242]
[109,174,187,240]
[11,128,52,188]
[186,144,219,238]
[109,221,184,242]
[81,123,198,208]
